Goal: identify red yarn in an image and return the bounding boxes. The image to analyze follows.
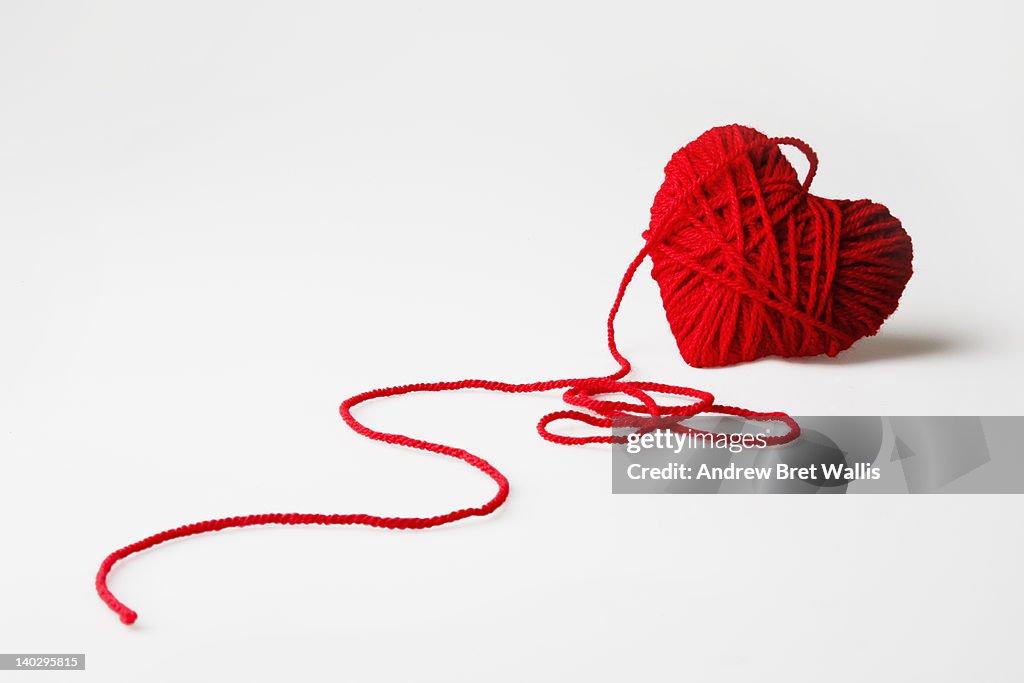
[96,124,911,625]
[649,125,912,366]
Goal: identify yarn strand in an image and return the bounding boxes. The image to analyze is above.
[97,124,913,625]
[95,240,799,625]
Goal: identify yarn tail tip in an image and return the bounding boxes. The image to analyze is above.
[119,609,138,625]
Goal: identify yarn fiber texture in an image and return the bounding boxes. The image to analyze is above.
[95,124,912,626]
[647,124,913,367]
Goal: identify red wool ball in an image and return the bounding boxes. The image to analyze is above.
[646,124,913,367]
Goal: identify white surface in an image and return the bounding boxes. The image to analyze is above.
[1,1,1023,681]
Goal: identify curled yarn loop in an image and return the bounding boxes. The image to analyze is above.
[96,125,911,625]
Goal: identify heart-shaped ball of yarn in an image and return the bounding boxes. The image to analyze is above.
[645,124,913,367]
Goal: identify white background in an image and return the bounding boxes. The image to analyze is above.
[2,1,1023,681]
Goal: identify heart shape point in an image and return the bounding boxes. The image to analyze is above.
[647,125,913,368]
